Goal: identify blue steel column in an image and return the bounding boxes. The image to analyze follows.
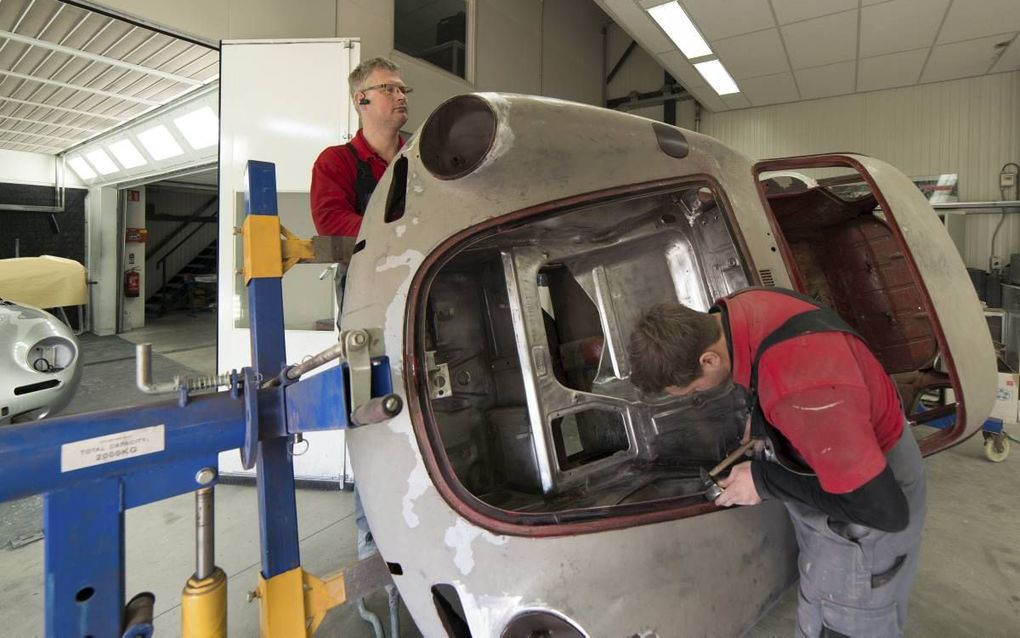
[44,478,123,638]
[245,160,301,576]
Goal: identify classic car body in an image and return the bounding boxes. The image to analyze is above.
[340,93,995,636]
[0,300,81,425]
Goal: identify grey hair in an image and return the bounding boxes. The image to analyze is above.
[348,57,401,97]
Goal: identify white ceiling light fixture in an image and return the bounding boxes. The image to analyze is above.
[694,59,740,95]
[108,139,147,169]
[137,124,184,160]
[173,106,219,150]
[66,156,96,180]
[647,1,712,60]
[85,149,119,175]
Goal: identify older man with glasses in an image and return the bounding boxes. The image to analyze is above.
[311,57,411,237]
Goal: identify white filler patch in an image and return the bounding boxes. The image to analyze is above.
[61,424,165,472]
[444,518,508,575]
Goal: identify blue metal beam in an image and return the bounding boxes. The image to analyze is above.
[0,392,245,503]
[45,478,124,638]
[244,160,302,577]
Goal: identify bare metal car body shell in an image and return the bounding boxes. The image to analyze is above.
[340,94,995,636]
[0,300,81,425]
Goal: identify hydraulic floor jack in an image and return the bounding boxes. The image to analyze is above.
[0,161,400,637]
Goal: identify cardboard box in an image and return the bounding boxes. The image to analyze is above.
[991,372,1020,423]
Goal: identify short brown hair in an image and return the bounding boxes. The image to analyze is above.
[348,57,401,96]
[628,303,721,393]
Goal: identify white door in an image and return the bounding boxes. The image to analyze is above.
[217,39,360,482]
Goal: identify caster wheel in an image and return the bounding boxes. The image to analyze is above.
[984,434,1010,463]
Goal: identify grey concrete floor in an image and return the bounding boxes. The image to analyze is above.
[1,311,1019,636]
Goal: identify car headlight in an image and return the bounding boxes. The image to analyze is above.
[27,336,77,373]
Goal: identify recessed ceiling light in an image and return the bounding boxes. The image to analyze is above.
[66,156,96,180]
[85,148,119,175]
[108,139,147,169]
[647,1,712,60]
[694,59,740,95]
[137,124,183,160]
[173,106,218,150]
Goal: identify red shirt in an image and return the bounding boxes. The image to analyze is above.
[310,129,404,237]
[716,289,903,494]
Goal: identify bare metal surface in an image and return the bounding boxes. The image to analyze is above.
[194,487,213,580]
[135,342,230,394]
[339,94,993,636]
[351,394,403,427]
[283,342,344,382]
[342,94,799,637]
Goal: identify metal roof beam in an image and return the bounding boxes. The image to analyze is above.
[0,96,125,121]
[0,126,82,143]
[3,142,64,153]
[0,29,204,87]
[0,113,101,132]
[0,69,158,105]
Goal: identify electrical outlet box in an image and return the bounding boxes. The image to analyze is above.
[1002,171,1017,189]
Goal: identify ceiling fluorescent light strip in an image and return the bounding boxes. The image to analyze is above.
[647,1,712,60]
[694,59,740,95]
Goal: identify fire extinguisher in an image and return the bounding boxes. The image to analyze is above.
[124,269,140,298]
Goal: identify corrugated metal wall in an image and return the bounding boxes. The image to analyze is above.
[144,187,218,299]
[701,71,1020,271]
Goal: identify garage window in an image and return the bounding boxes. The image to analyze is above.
[395,0,468,79]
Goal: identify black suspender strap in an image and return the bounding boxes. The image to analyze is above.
[344,143,377,216]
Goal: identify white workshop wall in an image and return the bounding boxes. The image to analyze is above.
[86,186,119,336]
[122,187,145,330]
[0,150,84,188]
[701,72,1020,270]
[217,39,358,483]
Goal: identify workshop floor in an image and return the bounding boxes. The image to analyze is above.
[1,311,1019,636]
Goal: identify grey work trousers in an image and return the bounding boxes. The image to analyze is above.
[787,425,927,638]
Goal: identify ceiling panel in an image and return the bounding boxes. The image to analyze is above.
[771,0,857,25]
[781,9,858,69]
[859,0,947,57]
[682,0,775,40]
[714,28,788,79]
[0,0,217,154]
[937,0,1020,45]
[858,48,927,91]
[600,0,1018,113]
[721,92,752,109]
[739,71,800,105]
[922,34,1014,82]
[657,50,707,89]
[794,60,856,99]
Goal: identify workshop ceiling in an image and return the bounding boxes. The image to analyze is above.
[0,0,218,155]
[598,0,1020,111]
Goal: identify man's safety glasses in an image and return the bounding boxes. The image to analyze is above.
[361,83,413,96]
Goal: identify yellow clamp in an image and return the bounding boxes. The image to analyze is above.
[255,566,348,637]
[241,217,315,284]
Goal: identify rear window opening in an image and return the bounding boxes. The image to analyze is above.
[757,164,946,440]
[417,183,753,521]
